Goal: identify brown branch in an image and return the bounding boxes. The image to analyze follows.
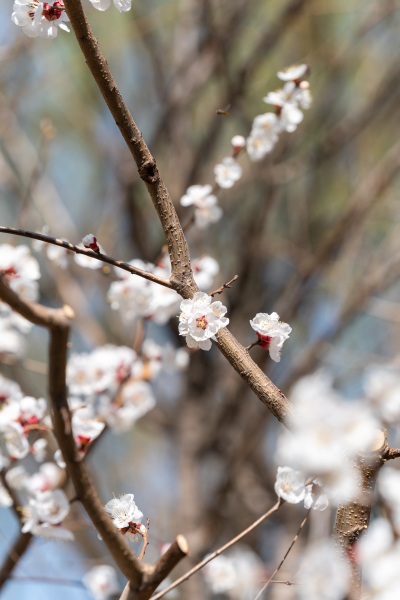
[150,499,282,600]
[246,340,260,351]
[210,275,239,297]
[139,518,150,561]
[62,0,196,298]
[254,509,310,600]
[0,227,172,290]
[383,447,400,461]
[120,535,190,600]
[0,277,144,588]
[0,531,32,591]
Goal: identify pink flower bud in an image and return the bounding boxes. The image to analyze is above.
[231,135,246,153]
[82,234,99,252]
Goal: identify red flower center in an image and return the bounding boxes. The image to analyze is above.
[196,315,208,330]
[42,2,64,21]
[257,333,272,350]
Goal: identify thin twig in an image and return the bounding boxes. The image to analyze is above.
[253,509,311,600]
[139,518,150,561]
[0,227,172,290]
[210,275,239,297]
[269,580,301,585]
[382,447,400,461]
[150,499,282,600]
[246,340,260,351]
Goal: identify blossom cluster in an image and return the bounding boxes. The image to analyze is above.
[104,493,145,541]
[247,64,312,162]
[0,244,40,355]
[178,292,229,351]
[12,0,70,39]
[179,64,311,230]
[276,370,380,506]
[0,374,72,539]
[107,254,219,324]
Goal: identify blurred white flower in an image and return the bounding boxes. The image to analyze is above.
[0,483,12,508]
[22,489,71,538]
[74,244,105,269]
[6,465,28,490]
[276,370,379,505]
[277,63,308,81]
[1,422,30,459]
[297,541,350,600]
[274,466,306,503]
[304,481,329,511]
[72,406,105,451]
[192,255,219,291]
[214,157,242,189]
[46,244,69,268]
[88,0,131,12]
[364,367,400,424]
[83,565,120,600]
[231,135,246,152]
[100,380,155,433]
[0,374,21,404]
[180,185,222,228]
[26,462,64,493]
[249,312,291,362]
[246,130,276,162]
[32,438,48,462]
[11,0,70,38]
[179,292,229,351]
[0,244,40,301]
[203,545,264,600]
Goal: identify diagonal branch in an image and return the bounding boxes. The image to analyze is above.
[150,499,282,600]
[57,1,296,429]
[0,227,172,290]
[62,0,196,298]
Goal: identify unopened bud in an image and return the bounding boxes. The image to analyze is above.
[231,135,246,154]
[299,80,310,89]
[82,234,99,252]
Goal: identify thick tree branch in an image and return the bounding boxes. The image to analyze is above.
[0,531,32,591]
[62,0,196,297]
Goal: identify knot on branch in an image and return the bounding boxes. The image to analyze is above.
[139,160,159,184]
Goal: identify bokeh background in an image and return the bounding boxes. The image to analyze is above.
[1,0,400,598]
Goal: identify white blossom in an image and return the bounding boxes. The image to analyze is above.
[0,244,40,301]
[83,565,120,600]
[178,292,229,351]
[104,493,143,530]
[249,312,291,362]
[364,367,400,424]
[274,466,306,503]
[11,0,70,38]
[277,63,308,81]
[72,406,105,450]
[0,374,22,404]
[214,157,242,189]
